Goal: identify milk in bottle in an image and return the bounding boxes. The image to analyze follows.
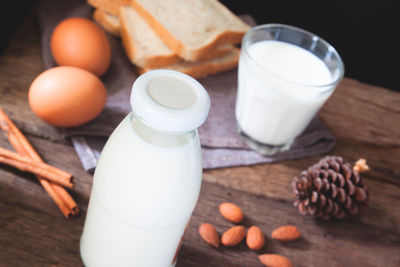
[80,70,210,267]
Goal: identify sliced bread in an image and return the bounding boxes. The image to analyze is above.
[93,9,121,37]
[119,6,235,69]
[139,47,240,79]
[130,0,250,61]
[119,6,180,68]
[87,0,129,16]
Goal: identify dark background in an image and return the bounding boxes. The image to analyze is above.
[1,0,399,91]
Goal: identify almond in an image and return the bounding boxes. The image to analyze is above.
[221,225,246,246]
[219,202,243,223]
[271,225,301,242]
[246,225,265,250]
[258,254,293,267]
[198,223,220,248]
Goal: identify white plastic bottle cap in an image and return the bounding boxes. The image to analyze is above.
[130,70,210,133]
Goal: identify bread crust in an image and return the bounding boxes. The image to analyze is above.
[119,7,180,68]
[93,9,121,37]
[87,0,129,16]
[140,48,240,79]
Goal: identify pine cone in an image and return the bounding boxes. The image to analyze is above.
[292,156,369,220]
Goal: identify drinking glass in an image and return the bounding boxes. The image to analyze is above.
[235,24,344,155]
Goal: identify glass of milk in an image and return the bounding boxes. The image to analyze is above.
[236,24,344,155]
[80,70,210,266]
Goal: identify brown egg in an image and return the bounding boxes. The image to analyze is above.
[51,17,111,77]
[28,66,107,127]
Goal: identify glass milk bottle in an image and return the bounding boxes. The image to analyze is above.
[80,70,210,267]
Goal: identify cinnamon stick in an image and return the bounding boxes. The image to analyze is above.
[2,117,79,215]
[5,129,73,217]
[0,108,79,217]
[0,147,74,189]
[53,185,79,215]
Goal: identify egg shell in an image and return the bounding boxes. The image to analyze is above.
[28,66,107,127]
[51,17,111,77]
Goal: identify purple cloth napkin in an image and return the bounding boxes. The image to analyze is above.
[37,0,335,172]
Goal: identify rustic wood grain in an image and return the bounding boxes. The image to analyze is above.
[0,6,400,267]
[320,78,400,147]
[181,182,400,267]
[1,136,399,267]
[0,7,64,143]
[0,136,87,267]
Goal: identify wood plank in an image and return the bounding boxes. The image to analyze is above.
[1,146,399,267]
[320,78,400,147]
[181,182,400,267]
[204,138,400,231]
[0,136,87,266]
[0,10,64,142]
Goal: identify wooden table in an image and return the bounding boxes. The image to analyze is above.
[1,9,399,267]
